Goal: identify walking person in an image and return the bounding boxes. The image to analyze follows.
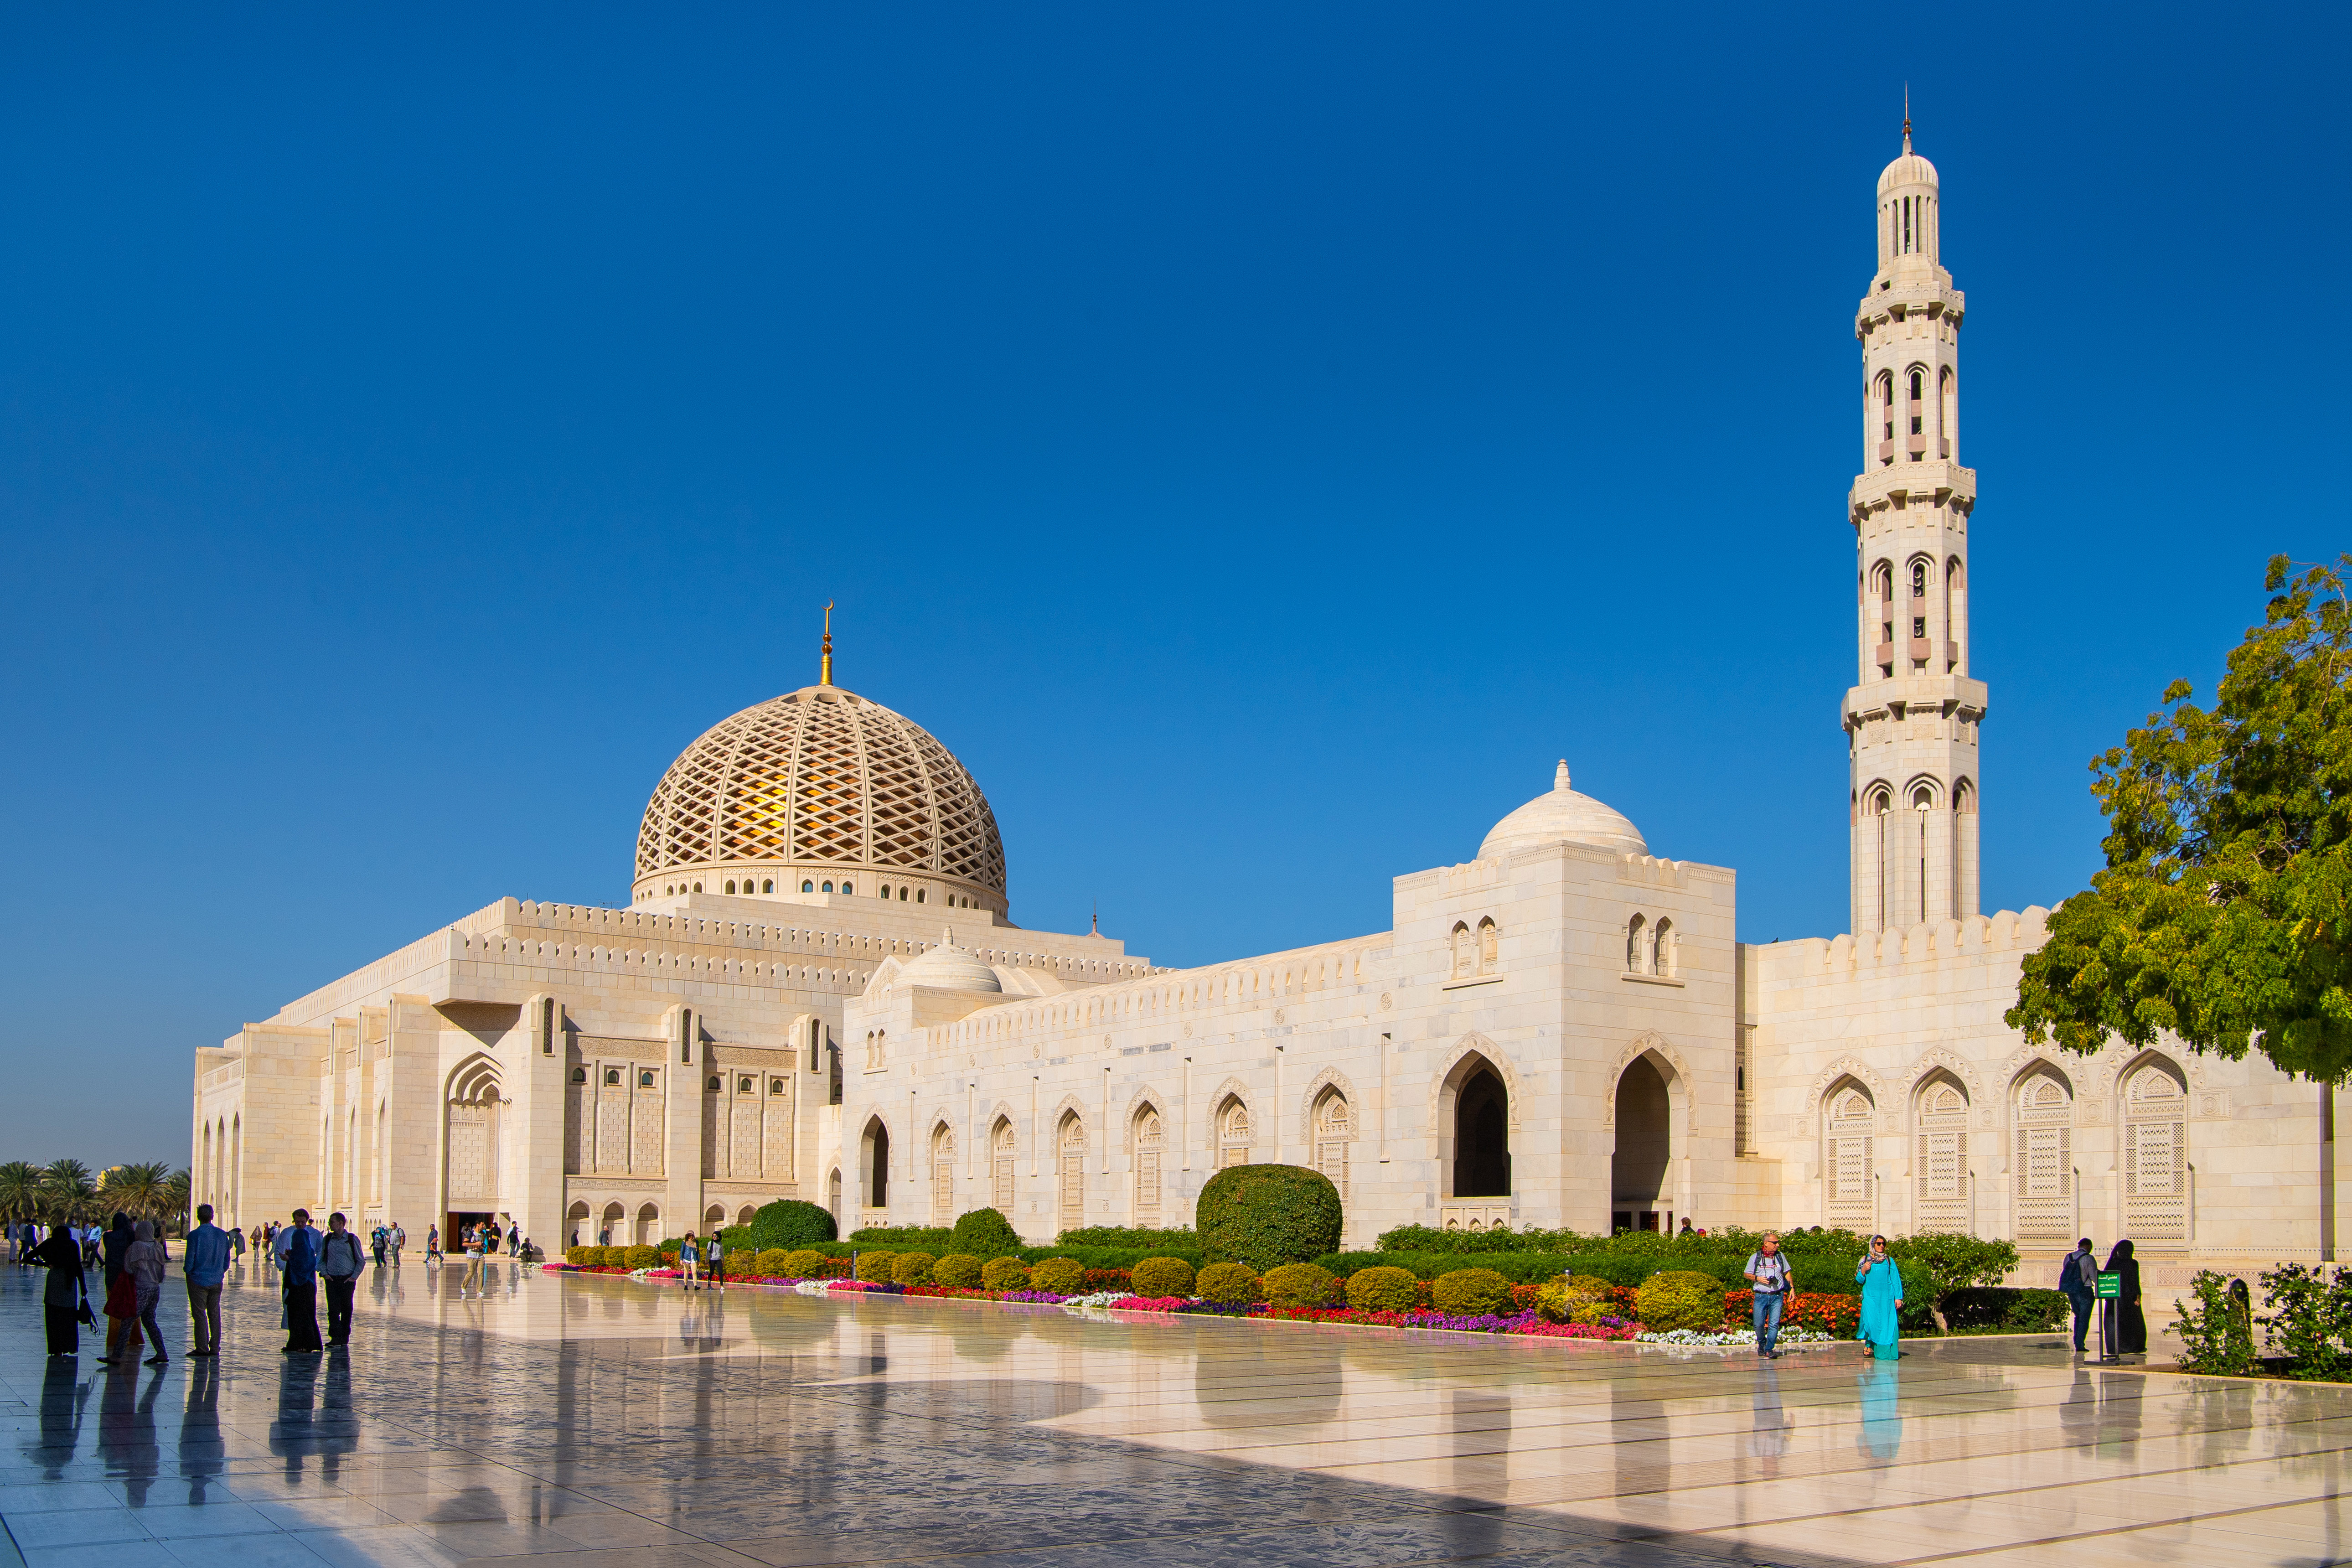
[1855,1235,1905,1361]
[280,1211,322,1354]
[425,1222,441,1264]
[227,1224,246,1269]
[96,1213,144,1365]
[182,1204,231,1360]
[34,1226,91,1356]
[705,1231,724,1292]
[370,1224,387,1269]
[1743,1232,1793,1357]
[679,1231,700,1290]
[2058,1237,2099,1354]
[390,1221,405,1267]
[507,1222,521,1261]
[126,1221,170,1367]
[459,1223,484,1297]
[320,1213,363,1345]
[2104,1239,2146,1356]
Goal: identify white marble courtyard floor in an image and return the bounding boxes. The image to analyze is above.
[2,1259,2347,1568]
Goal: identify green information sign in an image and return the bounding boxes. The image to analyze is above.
[2095,1272,2121,1299]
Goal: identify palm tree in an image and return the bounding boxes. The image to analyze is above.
[0,1161,43,1223]
[41,1159,94,1224]
[99,1161,172,1225]
[159,1169,192,1234]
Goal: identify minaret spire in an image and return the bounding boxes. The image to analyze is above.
[819,602,835,686]
[1902,84,1911,153]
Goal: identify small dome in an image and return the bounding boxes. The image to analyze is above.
[1877,141,1938,196]
[1479,761,1649,859]
[896,929,1002,993]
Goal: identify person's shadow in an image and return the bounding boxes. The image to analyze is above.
[179,1356,226,1504]
[267,1344,353,1485]
[97,1361,166,1506]
[1855,1357,1903,1463]
[25,1358,90,1480]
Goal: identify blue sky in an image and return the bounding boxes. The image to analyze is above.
[3,5,2343,1163]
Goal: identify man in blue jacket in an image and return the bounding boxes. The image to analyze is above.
[2059,1237,2099,1354]
[182,1204,232,1358]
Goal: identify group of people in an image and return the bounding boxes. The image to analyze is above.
[675,1231,725,1290]
[1737,1231,2149,1361]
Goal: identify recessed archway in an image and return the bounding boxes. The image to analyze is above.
[1612,1054,1673,1232]
[1444,1054,1511,1198]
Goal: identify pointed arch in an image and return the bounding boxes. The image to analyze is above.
[2119,1050,2190,1244]
[1437,1041,1513,1201]
[1820,1073,1877,1232]
[1054,1108,1086,1236]
[1610,1042,1682,1232]
[858,1113,892,1214]
[1911,1068,1972,1233]
[1129,1097,1167,1226]
[929,1118,958,1223]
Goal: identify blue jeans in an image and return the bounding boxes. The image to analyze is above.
[1753,1290,1785,1354]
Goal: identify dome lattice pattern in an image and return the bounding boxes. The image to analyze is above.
[635,684,1006,897]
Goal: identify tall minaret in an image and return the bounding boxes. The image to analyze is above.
[1845,116,1987,935]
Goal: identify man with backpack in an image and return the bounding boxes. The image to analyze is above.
[320,1212,365,1346]
[1742,1232,1794,1359]
[2059,1237,2099,1354]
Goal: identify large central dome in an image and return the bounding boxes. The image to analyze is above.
[632,682,1007,914]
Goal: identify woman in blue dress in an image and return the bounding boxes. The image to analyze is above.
[1856,1234,1904,1359]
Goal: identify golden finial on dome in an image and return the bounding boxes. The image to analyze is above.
[820,601,835,686]
[1902,84,1912,154]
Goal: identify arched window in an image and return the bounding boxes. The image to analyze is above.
[763,879,774,893]
[821,881,833,894]
[1877,372,1896,464]
[704,1204,724,1229]
[1625,914,1647,974]
[724,880,736,895]
[916,889,925,903]
[570,1066,586,1084]
[1132,1106,1163,1224]
[706,1075,721,1092]
[1650,918,1674,978]
[769,1077,785,1096]
[1476,918,1499,976]
[737,1205,757,1226]
[737,1075,753,1094]
[880,885,890,900]
[899,886,909,901]
[930,1123,957,1224]
[635,1202,660,1246]
[2122,1060,2190,1242]
[802,880,814,893]
[863,1117,890,1212]
[1216,1096,1252,1168]
[1056,1113,1086,1235]
[1938,366,1956,460]
[1312,1089,1352,1195]
[843,882,854,896]
[604,1068,620,1086]
[1450,922,1473,980]
[991,1117,1017,1212]
[638,1070,655,1088]
[1823,1083,1875,1230]
[692,883,701,893]
[1913,1076,1970,1232]
[2013,1069,2076,1244]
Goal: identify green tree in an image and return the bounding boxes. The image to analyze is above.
[2008,555,2352,1082]
[159,1169,191,1233]
[99,1161,173,1223]
[0,1161,44,1223]
[41,1159,94,1223]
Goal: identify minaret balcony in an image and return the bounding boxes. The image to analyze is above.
[1850,460,1976,524]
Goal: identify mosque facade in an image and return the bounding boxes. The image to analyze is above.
[190,134,2342,1272]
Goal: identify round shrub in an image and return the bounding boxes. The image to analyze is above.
[932,1252,984,1289]
[981,1256,1031,1292]
[1347,1266,1423,1313]
[1196,1164,1341,1269]
[745,1247,784,1278]
[854,1250,898,1283]
[1535,1273,1617,1324]
[892,1251,936,1286]
[1636,1269,1727,1332]
[1030,1258,1086,1295]
[1195,1262,1263,1304]
[780,1248,827,1278]
[1263,1263,1339,1309]
[1431,1268,1514,1317]
[623,1245,660,1271]
[951,1208,1024,1256]
[741,1198,837,1248]
[564,1246,597,1267]
[1130,1256,1196,1298]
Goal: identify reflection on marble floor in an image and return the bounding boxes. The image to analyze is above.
[2,1262,2347,1568]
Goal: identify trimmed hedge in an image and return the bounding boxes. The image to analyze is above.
[1346,1266,1422,1312]
[980,1256,1031,1291]
[623,1244,660,1270]
[565,1245,600,1266]
[752,1248,792,1278]
[854,1250,898,1283]
[1942,1286,2070,1333]
[951,1209,1024,1257]
[933,1253,983,1288]
[1637,1269,1727,1332]
[851,1226,952,1248]
[1055,1226,1199,1251]
[1130,1257,1196,1297]
[722,1199,837,1255]
[1030,1258,1087,1295]
[1263,1263,1339,1309]
[1315,1249,1863,1296]
[781,1248,829,1277]
[1197,1262,1263,1304]
[1431,1268,1514,1316]
[892,1251,937,1286]
[1197,1164,1342,1269]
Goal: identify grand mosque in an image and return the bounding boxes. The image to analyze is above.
[190,131,2337,1273]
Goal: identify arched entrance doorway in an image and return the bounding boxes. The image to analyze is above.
[1612,1055,1672,1233]
[1453,1065,1510,1198]
[862,1118,890,1213]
